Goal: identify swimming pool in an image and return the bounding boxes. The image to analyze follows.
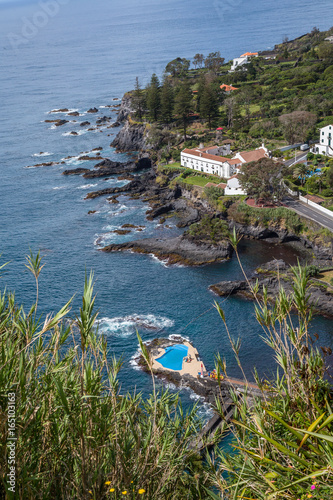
[156,344,188,371]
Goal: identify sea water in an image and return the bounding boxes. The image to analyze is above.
[1,0,333,416]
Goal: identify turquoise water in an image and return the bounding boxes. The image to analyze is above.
[156,344,189,371]
[1,0,333,419]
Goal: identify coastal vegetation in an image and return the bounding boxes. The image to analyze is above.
[208,237,333,499]
[0,256,212,499]
[3,250,333,498]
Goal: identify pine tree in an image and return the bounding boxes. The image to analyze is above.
[132,77,145,122]
[160,75,174,124]
[199,81,219,130]
[146,74,160,121]
[174,81,192,141]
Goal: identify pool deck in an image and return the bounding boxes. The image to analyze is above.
[152,341,206,377]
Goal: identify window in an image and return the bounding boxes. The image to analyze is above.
[322,139,324,143]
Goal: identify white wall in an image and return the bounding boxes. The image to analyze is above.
[299,195,333,218]
[181,152,234,178]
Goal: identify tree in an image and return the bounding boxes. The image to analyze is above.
[199,79,219,130]
[225,96,239,128]
[132,77,145,122]
[278,111,317,144]
[193,53,204,69]
[174,82,192,141]
[146,73,160,121]
[293,163,310,187]
[160,75,174,124]
[204,51,225,73]
[165,57,190,78]
[238,158,284,203]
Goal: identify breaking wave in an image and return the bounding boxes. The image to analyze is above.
[97,314,174,337]
[76,184,98,190]
[32,152,53,157]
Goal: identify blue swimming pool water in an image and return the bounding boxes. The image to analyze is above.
[156,345,189,371]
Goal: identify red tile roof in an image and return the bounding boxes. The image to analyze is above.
[182,148,230,163]
[220,84,239,92]
[237,148,267,163]
[303,194,325,204]
[240,52,258,57]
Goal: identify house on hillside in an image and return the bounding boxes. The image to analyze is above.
[180,145,269,181]
[220,84,239,94]
[232,145,269,164]
[180,147,241,178]
[325,35,333,43]
[230,52,258,72]
[224,175,246,195]
[313,125,333,157]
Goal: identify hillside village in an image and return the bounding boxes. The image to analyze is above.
[119,27,333,215]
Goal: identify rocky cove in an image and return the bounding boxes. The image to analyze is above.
[59,93,333,315]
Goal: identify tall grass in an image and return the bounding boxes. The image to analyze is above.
[209,230,333,499]
[0,255,211,499]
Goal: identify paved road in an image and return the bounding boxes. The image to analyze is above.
[284,197,333,233]
[284,153,308,168]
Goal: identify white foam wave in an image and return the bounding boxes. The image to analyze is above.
[168,333,190,342]
[107,204,128,214]
[33,152,53,157]
[129,351,141,371]
[48,108,78,114]
[97,314,174,337]
[49,124,57,130]
[149,254,169,268]
[52,186,67,190]
[76,183,98,190]
[62,130,86,137]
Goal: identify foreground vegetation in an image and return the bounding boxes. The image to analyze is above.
[1,250,333,499]
[0,255,210,499]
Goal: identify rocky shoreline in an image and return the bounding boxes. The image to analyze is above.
[210,258,333,317]
[102,235,232,266]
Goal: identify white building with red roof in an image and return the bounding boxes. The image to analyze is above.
[224,175,246,196]
[180,144,269,180]
[180,147,241,178]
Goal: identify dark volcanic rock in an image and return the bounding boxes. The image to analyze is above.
[63,167,91,175]
[82,158,151,179]
[96,116,111,125]
[45,119,69,126]
[80,121,90,127]
[111,121,148,151]
[108,121,121,128]
[67,111,80,116]
[101,235,232,266]
[210,259,333,317]
[69,131,78,136]
[116,94,133,122]
[87,107,98,113]
[49,108,69,113]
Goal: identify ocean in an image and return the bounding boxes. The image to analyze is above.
[1,0,333,417]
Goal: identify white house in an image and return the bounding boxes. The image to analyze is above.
[230,56,249,72]
[230,52,258,72]
[313,125,333,157]
[180,148,241,178]
[224,175,246,195]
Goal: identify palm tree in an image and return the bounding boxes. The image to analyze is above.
[293,163,310,187]
[314,174,324,194]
